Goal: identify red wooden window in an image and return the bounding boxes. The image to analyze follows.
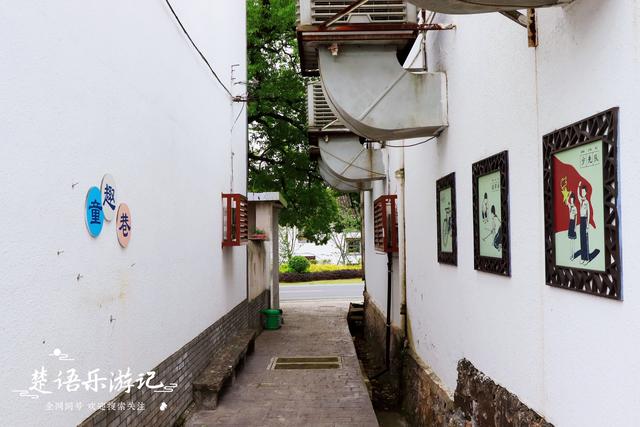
[374,195,398,253]
[222,193,248,247]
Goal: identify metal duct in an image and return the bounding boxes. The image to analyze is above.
[318,159,373,192]
[319,135,385,182]
[319,44,448,141]
[407,0,572,14]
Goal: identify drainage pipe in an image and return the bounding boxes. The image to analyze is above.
[372,251,393,379]
[384,251,392,369]
[395,166,408,340]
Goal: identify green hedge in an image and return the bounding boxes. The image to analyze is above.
[279,263,362,273]
[280,269,363,283]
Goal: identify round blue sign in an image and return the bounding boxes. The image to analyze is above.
[85,186,104,237]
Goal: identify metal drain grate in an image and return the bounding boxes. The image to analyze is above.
[269,356,342,370]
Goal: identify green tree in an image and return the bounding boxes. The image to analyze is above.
[329,194,362,264]
[247,0,345,244]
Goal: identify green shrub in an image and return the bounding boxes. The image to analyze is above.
[309,264,362,273]
[288,256,311,273]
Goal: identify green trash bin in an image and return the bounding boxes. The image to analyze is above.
[261,309,282,330]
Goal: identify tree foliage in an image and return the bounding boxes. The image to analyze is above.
[247,0,355,244]
[287,255,311,273]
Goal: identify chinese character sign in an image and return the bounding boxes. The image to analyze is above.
[85,187,104,237]
[12,348,178,412]
[116,203,131,248]
[101,174,117,222]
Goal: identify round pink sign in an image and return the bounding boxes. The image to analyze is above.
[116,203,131,248]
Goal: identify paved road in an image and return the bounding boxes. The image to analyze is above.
[187,300,378,427]
[280,282,365,301]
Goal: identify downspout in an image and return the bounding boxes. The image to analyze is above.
[396,166,408,342]
[385,251,393,370]
[361,191,366,290]
[373,251,393,379]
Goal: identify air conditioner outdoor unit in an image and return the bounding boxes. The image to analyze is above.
[308,81,386,183]
[307,81,348,134]
[298,1,448,140]
[297,0,417,27]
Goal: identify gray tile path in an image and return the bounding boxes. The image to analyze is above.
[187,299,378,427]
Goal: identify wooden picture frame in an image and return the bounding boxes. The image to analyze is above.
[436,172,457,265]
[543,107,621,299]
[472,151,510,276]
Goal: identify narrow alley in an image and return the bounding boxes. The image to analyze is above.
[187,300,378,427]
[4,1,640,426]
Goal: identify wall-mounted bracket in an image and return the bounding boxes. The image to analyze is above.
[527,9,538,47]
[499,8,537,47]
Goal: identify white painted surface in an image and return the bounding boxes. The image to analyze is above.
[0,1,247,426]
[248,199,283,306]
[296,231,362,265]
[363,151,403,328]
[536,2,640,425]
[363,0,640,425]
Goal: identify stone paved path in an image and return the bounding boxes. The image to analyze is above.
[187,299,379,427]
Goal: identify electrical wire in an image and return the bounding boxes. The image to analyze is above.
[231,102,246,132]
[164,0,234,99]
[385,136,437,148]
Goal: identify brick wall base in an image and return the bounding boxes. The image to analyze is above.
[454,359,552,427]
[248,289,270,330]
[364,295,552,426]
[402,349,463,426]
[78,290,270,427]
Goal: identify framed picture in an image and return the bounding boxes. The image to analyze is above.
[543,107,621,299]
[472,151,510,276]
[436,173,457,265]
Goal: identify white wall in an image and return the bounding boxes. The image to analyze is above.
[364,0,640,425]
[0,1,247,426]
[363,151,403,327]
[296,232,362,264]
[537,2,640,425]
[405,7,544,411]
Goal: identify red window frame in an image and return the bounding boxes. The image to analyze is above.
[374,195,398,253]
[222,193,248,247]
